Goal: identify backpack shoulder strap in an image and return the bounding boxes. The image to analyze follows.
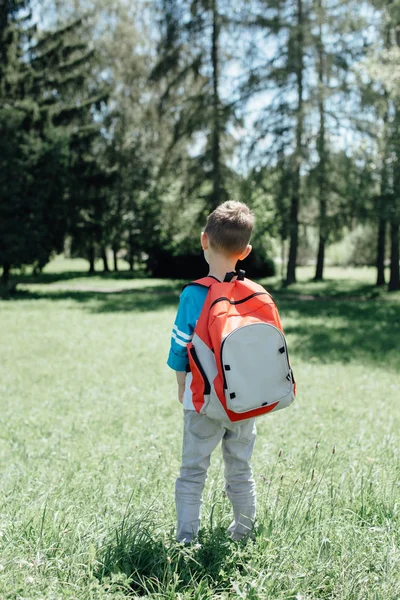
[182,276,219,291]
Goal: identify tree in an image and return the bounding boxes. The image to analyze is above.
[285,0,305,285]
[359,0,400,290]
[53,0,163,273]
[238,0,310,284]
[387,0,400,291]
[0,1,107,286]
[152,0,240,212]
[312,0,328,280]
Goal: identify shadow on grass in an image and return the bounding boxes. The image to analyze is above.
[9,285,182,313]
[274,279,383,300]
[14,269,145,285]
[96,518,243,596]
[278,298,400,371]
[5,277,400,370]
[13,269,390,298]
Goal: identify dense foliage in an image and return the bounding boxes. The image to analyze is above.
[0,2,108,284]
[0,0,399,289]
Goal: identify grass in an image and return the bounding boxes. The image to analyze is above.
[0,258,399,599]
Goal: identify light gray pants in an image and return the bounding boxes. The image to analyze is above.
[175,410,256,543]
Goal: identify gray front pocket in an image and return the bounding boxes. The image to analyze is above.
[221,323,292,413]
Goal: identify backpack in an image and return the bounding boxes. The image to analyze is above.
[185,270,296,422]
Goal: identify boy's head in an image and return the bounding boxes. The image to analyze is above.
[202,201,254,261]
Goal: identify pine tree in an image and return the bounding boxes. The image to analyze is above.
[152,0,238,212]
[239,0,309,284]
[0,2,108,286]
[311,0,369,280]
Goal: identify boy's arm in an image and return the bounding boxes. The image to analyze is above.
[176,371,186,404]
[167,292,195,402]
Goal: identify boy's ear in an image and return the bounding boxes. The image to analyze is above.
[239,244,252,261]
[201,231,209,250]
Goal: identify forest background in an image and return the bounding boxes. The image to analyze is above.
[0,0,399,289]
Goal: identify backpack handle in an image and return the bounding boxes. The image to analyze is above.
[223,269,246,283]
[223,271,236,282]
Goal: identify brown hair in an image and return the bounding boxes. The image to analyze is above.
[204,201,254,255]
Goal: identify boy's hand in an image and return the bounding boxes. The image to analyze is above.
[178,385,185,404]
[176,371,186,405]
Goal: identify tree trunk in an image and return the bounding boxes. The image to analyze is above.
[314,0,327,282]
[210,0,222,209]
[128,233,134,271]
[2,262,10,286]
[113,246,118,272]
[88,246,95,274]
[315,235,326,281]
[286,193,299,285]
[388,6,399,291]
[101,247,109,273]
[388,222,399,291]
[376,216,386,286]
[376,87,390,287]
[286,0,304,286]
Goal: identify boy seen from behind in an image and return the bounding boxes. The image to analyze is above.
[167,201,257,543]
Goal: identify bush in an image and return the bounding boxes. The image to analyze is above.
[238,251,275,278]
[147,249,206,279]
[147,248,275,280]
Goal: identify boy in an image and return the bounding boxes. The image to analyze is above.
[167,201,257,543]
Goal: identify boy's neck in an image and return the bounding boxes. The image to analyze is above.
[208,255,237,283]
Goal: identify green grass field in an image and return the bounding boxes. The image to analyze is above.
[0,259,399,599]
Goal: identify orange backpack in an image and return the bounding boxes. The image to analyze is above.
[186,270,296,422]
